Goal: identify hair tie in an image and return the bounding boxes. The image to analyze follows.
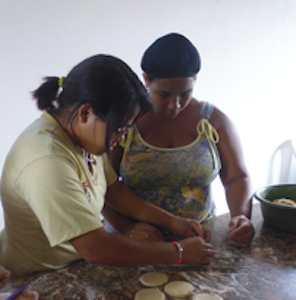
[58,77,65,88]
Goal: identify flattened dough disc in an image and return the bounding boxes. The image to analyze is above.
[139,272,169,287]
[164,281,194,297]
[135,288,166,300]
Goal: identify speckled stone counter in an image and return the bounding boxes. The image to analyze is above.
[3,204,296,300]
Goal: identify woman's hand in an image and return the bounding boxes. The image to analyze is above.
[169,217,211,242]
[180,236,215,265]
[227,215,255,247]
[124,222,165,242]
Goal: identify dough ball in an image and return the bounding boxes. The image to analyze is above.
[139,272,169,287]
[273,198,296,207]
[135,288,166,300]
[192,292,224,300]
[164,281,194,298]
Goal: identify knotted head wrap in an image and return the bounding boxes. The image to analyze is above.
[141,33,201,79]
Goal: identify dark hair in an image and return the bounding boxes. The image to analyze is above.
[32,54,152,153]
[141,33,201,80]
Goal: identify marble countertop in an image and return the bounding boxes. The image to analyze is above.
[3,204,296,300]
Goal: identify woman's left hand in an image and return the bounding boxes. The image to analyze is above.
[169,217,211,242]
[227,215,255,247]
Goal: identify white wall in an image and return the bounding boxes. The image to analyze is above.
[1,0,296,228]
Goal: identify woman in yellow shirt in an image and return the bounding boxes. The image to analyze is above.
[0,54,214,277]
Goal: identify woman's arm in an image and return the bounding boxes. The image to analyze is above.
[70,226,214,266]
[102,203,166,242]
[105,180,211,241]
[102,203,137,233]
[210,107,255,246]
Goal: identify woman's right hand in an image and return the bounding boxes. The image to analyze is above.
[168,216,211,242]
[180,236,215,265]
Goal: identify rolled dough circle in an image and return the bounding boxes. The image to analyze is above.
[164,281,194,297]
[139,272,169,287]
[135,288,166,300]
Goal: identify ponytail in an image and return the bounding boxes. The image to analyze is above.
[32,77,60,110]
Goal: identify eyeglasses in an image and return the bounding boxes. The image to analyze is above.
[115,125,132,137]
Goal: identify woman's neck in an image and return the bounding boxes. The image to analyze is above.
[52,112,81,147]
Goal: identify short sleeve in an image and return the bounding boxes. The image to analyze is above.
[15,155,104,247]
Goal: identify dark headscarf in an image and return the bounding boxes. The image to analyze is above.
[141,33,201,79]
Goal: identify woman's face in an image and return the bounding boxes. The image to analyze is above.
[144,75,196,119]
[73,105,140,155]
[74,110,107,155]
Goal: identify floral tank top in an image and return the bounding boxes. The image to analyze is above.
[120,102,221,223]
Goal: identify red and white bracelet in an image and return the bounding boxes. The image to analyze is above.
[171,241,183,265]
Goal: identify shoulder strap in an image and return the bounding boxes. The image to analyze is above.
[199,101,214,120]
[120,125,135,163]
[197,102,220,170]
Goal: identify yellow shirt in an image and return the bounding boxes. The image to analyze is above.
[0,112,117,276]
